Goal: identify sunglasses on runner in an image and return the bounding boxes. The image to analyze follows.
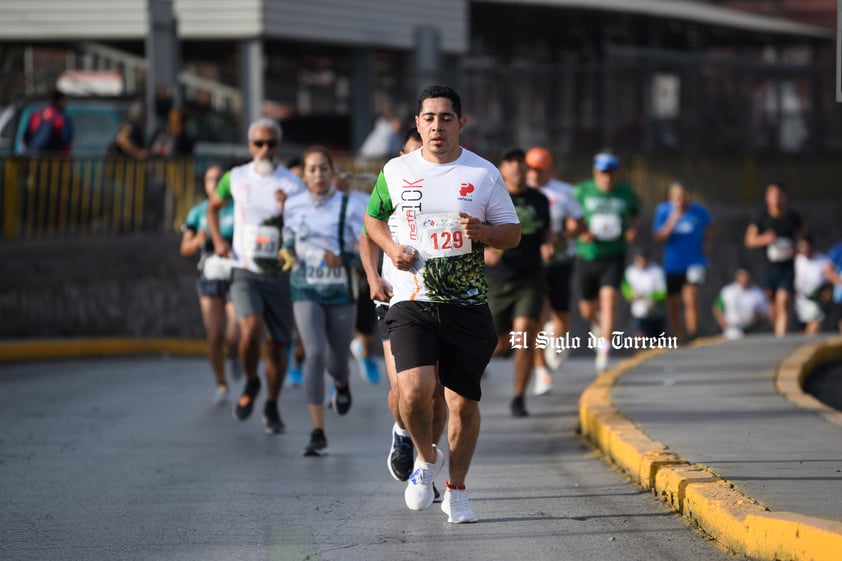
[251,139,278,148]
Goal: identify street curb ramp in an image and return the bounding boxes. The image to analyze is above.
[578,337,842,561]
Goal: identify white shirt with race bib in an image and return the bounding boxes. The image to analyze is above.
[227,163,304,273]
[283,189,366,298]
[368,147,519,305]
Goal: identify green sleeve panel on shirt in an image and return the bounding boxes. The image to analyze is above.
[215,171,233,200]
[651,288,667,302]
[715,295,725,311]
[366,171,394,221]
[621,278,634,301]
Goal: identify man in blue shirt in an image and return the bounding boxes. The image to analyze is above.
[653,181,714,341]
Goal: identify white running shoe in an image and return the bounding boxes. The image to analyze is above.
[404,447,444,511]
[541,320,561,370]
[441,487,478,524]
[590,321,602,347]
[532,366,552,396]
[547,346,570,371]
[213,384,229,404]
[595,347,610,374]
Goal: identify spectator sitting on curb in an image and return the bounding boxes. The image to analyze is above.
[712,267,770,339]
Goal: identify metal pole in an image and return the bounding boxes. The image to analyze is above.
[837,0,842,102]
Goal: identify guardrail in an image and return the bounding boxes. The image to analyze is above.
[2,157,198,240]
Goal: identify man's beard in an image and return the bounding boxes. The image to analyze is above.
[254,157,277,176]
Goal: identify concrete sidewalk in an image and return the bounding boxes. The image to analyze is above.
[580,334,842,561]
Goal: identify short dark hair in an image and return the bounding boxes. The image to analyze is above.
[417,85,462,118]
[403,127,421,145]
[498,147,525,164]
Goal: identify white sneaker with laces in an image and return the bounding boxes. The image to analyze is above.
[533,366,552,396]
[404,447,444,511]
[441,487,478,523]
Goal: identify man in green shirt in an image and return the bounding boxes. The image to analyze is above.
[574,152,639,373]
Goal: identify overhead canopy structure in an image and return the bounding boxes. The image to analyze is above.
[475,0,833,38]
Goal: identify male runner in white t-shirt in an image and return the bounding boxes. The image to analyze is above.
[364,85,521,523]
[207,118,304,434]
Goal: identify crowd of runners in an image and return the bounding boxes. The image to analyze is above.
[177,84,842,524]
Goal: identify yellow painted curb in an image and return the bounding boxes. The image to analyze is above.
[0,338,208,362]
[579,336,842,561]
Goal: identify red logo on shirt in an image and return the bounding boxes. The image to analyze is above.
[459,183,474,197]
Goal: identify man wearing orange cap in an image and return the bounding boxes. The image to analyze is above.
[525,147,584,394]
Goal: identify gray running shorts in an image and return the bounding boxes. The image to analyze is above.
[230,267,294,344]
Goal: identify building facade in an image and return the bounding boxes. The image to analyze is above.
[0,0,837,158]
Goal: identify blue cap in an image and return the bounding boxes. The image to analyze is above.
[594,152,619,171]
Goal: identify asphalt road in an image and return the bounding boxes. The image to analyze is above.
[0,354,735,561]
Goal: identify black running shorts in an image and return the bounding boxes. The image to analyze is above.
[385,301,497,401]
[577,255,625,301]
[545,261,574,312]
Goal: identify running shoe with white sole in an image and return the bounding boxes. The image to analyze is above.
[532,366,552,396]
[387,426,414,481]
[541,320,562,370]
[262,400,285,434]
[213,384,229,404]
[332,384,352,415]
[303,428,328,456]
[545,344,570,372]
[595,346,610,374]
[404,447,444,511]
[441,487,478,524]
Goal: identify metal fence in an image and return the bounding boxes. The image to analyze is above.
[2,157,198,240]
[0,155,387,241]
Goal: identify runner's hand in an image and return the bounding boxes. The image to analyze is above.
[214,240,232,257]
[458,212,484,241]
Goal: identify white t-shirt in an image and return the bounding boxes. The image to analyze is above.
[534,178,582,262]
[623,263,666,319]
[283,189,365,298]
[718,282,770,329]
[367,147,519,305]
[794,252,830,323]
[795,253,830,298]
[221,162,304,273]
